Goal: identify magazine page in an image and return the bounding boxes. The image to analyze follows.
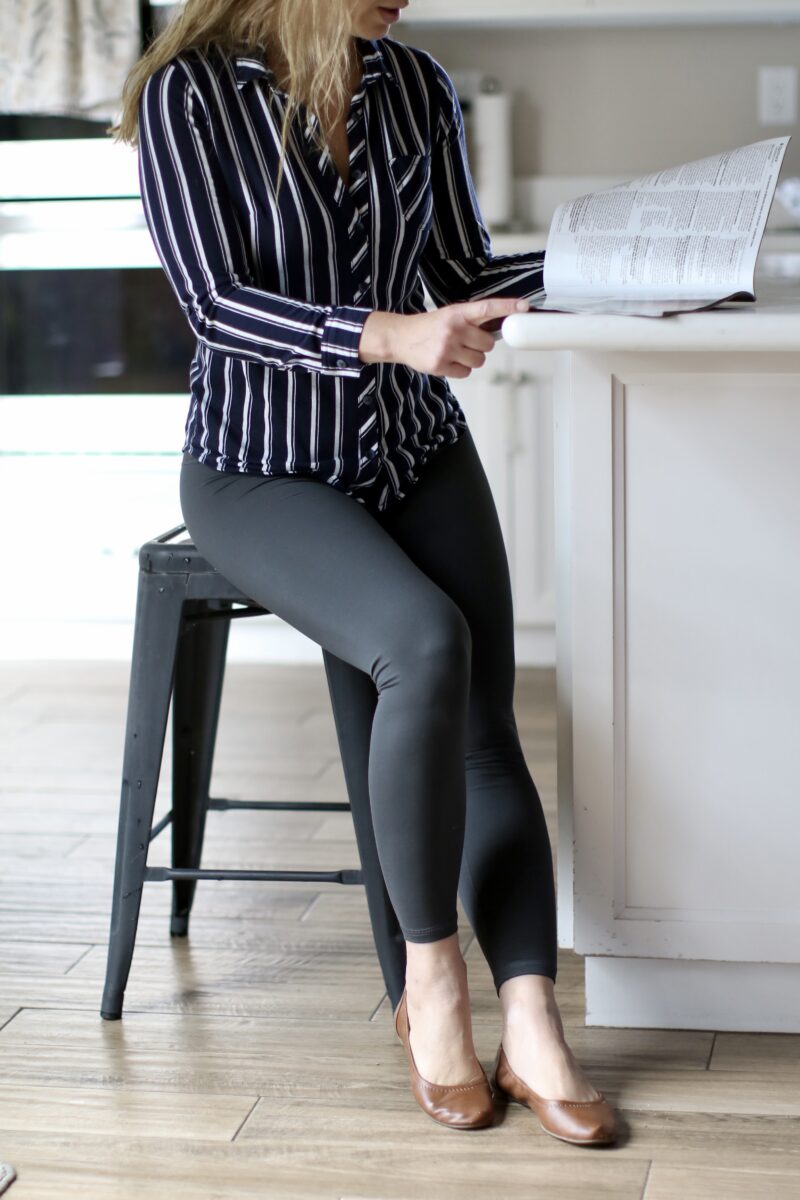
[530,294,754,318]
[534,136,790,314]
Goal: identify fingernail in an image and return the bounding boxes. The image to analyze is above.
[515,299,530,311]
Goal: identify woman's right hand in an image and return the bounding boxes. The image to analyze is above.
[358,296,531,379]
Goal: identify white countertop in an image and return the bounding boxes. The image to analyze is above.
[500,283,800,352]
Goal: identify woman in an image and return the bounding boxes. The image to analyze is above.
[112,0,617,1145]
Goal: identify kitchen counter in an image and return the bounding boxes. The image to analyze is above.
[504,283,800,1032]
[500,283,800,351]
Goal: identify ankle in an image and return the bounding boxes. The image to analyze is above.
[405,935,467,994]
[406,967,467,1006]
[500,976,558,1018]
[502,997,564,1041]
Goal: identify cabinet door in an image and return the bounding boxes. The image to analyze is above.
[447,345,557,658]
[447,345,515,547]
[0,393,188,658]
[507,350,557,630]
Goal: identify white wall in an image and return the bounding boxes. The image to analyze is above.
[396,22,800,177]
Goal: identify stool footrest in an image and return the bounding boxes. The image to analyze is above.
[148,798,353,844]
[144,866,364,885]
[208,798,352,812]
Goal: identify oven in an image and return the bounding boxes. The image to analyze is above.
[0,136,196,658]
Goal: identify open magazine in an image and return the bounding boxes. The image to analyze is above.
[530,136,791,317]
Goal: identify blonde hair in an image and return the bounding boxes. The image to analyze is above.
[108,0,360,197]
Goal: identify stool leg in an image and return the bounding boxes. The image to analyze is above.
[321,648,407,1011]
[101,572,186,1020]
[170,602,231,936]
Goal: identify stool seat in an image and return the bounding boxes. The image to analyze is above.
[101,523,406,1020]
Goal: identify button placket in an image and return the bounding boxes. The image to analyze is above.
[296,58,381,477]
[356,375,380,469]
[343,97,377,468]
[303,96,373,312]
[343,99,373,308]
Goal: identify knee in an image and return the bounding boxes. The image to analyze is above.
[372,600,472,695]
[419,604,472,685]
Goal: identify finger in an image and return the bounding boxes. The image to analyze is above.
[449,343,487,371]
[457,295,530,324]
[459,323,497,353]
[441,360,472,379]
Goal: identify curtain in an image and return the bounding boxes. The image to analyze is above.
[0,0,141,122]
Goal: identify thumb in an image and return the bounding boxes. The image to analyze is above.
[458,296,530,324]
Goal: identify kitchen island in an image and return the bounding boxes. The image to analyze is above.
[501,287,800,1032]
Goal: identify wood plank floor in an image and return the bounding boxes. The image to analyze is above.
[1,661,798,1199]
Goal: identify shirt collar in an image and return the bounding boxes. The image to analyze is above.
[232,37,398,94]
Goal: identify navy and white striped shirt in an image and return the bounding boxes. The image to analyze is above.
[138,34,545,514]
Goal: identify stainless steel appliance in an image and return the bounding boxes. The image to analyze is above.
[0,137,194,659]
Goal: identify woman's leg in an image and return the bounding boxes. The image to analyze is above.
[320,647,406,1010]
[379,428,558,991]
[178,453,472,947]
[356,428,602,1100]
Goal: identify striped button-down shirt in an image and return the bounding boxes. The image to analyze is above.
[138,34,545,514]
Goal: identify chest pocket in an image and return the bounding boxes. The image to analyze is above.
[388,152,432,225]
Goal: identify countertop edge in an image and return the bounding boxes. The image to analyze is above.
[500,292,800,352]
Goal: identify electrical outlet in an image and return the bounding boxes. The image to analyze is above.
[758,67,798,125]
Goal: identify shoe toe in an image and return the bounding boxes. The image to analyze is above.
[427,1083,495,1129]
[541,1097,618,1144]
[494,1042,618,1145]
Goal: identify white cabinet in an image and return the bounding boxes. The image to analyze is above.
[553,342,800,1031]
[403,0,800,26]
[0,394,188,661]
[447,349,515,535]
[449,342,557,665]
[507,349,556,635]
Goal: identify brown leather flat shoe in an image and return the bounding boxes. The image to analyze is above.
[393,987,495,1130]
[492,1042,618,1146]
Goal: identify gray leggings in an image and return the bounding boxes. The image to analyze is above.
[179,427,557,991]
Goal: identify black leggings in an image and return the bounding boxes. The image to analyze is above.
[178,427,557,992]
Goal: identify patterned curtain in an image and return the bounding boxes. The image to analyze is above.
[0,0,141,121]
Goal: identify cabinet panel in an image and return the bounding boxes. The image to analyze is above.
[402,0,800,26]
[0,454,184,626]
[562,351,800,970]
[453,350,515,540]
[0,393,186,657]
[507,352,556,629]
[451,352,515,547]
[449,344,557,656]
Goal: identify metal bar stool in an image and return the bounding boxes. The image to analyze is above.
[101,523,406,1020]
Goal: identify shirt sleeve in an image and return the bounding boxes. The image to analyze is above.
[418,60,546,308]
[137,58,372,376]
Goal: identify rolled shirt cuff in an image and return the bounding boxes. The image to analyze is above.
[320,305,375,375]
